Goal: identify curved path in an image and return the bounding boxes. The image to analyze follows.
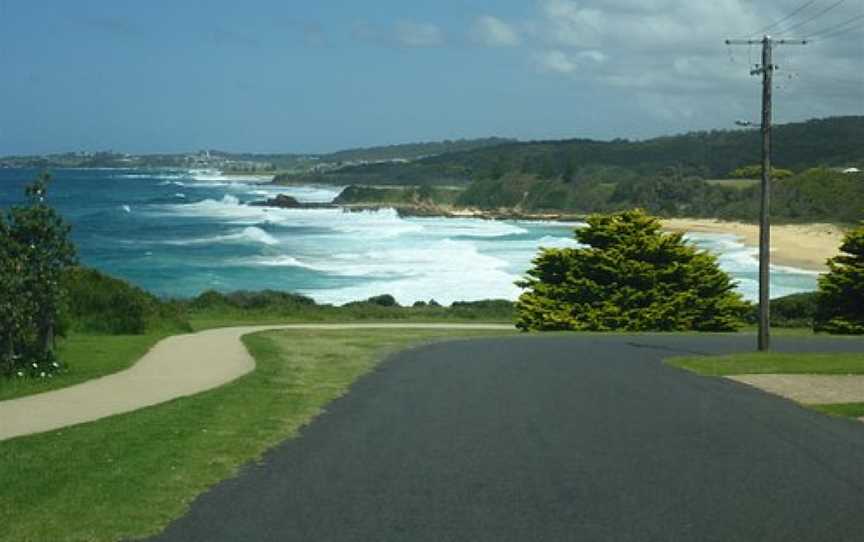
[0,324,512,442]
[149,334,864,542]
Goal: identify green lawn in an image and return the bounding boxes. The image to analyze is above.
[0,328,514,542]
[811,403,864,419]
[667,351,864,376]
[669,351,864,421]
[0,333,169,401]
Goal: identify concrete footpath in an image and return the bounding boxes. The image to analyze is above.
[0,324,512,442]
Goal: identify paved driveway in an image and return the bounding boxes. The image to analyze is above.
[150,334,864,542]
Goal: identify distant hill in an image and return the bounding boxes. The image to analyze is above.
[274,116,864,186]
[0,138,515,171]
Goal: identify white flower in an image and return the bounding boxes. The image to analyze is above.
[16,371,24,377]
[52,362,59,368]
[39,372,46,378]
[31,362,37,368]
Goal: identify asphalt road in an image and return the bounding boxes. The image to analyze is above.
[149,334,864,542]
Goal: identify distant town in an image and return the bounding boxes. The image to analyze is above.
[0,137,515,175]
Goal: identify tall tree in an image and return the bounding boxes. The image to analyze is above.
[5,173,77,362]
[516,209,748,331]
[814,224,864,334]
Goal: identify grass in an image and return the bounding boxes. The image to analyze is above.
[0,332,168,401]
[810,403,864,419]
[0,328,514,542]
[666,352,864,376]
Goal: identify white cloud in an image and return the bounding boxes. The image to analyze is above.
[535,49,606,74]
[536,50,578,74]
[471,15,521,47]
[394,20,445,48]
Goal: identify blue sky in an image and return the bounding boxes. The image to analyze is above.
[0,0,861,154]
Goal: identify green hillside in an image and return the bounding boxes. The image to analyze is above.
[274,116,863,187]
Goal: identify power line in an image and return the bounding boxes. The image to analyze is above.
[806,13,864,37]
[781,0,847,34]
[814,21,864,40]
[752,0,819,36]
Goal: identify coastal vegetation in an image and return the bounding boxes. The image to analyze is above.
[319,167,863,225]
[274,116,863,187]
[0,328,515,542]
[516,210,748,332]
[271,116,863,224]
[0,173,76,377]
[728,164,793,180]
[815,223,864,334]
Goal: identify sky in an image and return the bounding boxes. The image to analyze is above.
[0,0,861,155]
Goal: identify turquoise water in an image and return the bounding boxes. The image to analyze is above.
[0,168,819,304]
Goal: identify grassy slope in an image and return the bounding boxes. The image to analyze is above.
[668,351,864,419]
[0,328,514,542]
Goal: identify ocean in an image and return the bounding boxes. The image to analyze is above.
[0,168,819,305]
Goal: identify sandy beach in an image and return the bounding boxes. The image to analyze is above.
[662,218,844,272]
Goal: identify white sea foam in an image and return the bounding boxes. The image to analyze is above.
[121,205,131,213]
[404,217,529,238]
[294,239,523,305]
[174,193,186,199]
[164,226,279,246]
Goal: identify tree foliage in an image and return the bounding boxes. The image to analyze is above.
[516,210,748,332]
[0,173,77,376]
[814,224,864,334]
[728,164,793,180]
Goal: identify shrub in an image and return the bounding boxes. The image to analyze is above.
[61,267,190,334]
[365,294,398,307]
[729,164,793,180]
[742,293,819,328]
[516,209,748,331]
[189,289,315,311]
[815,223,864,334]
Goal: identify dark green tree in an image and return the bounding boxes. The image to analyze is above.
[3,173,77,370]
[0,215,36,374]
[516,209,748,331]
[814,223,864,334]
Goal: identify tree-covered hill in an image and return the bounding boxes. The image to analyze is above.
[275,116,863,186]
[454,168,864,224]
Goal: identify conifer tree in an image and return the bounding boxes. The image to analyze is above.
[814,223,864,334]
[516,209,748,331]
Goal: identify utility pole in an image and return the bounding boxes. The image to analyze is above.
[725,35,806,351]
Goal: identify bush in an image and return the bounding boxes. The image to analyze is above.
[516,210,748,331]
[815,224,864,334]
[365,294,398,307]
[61,267,190,334]
[451,299,514,320]
[743,293,819,328]
[189,289,315,311]
[729,164,793,180]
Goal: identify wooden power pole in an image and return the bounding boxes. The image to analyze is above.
[725,35,807,351]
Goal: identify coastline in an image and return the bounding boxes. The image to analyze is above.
[662,218,843,272]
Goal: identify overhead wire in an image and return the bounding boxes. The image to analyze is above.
[751,0,820,36]
[813,21,864,40]
[805,12,864,37]
[779,0,848,34]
